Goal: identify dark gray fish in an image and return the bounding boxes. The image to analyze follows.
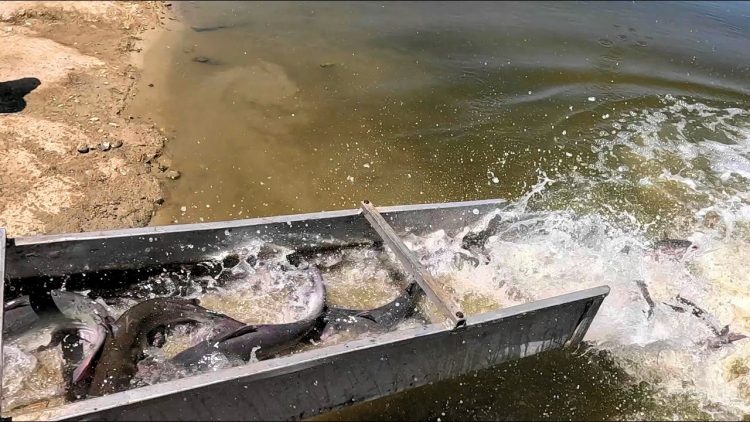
[2,290,72,339]
[672,295,748,349]
[675,295,718,332]
[651,239,698,261]
[5,295,31,311]
[89,297,243,397]
[663,302,687,313]
[44,290,114,384]
[35,322,99,401]
[320,281,421,341]
[171,267,326,370]
[284,241,378,268]
[3,295,40,338]
[190,22,249,33]
[191,24,233,32]
[705,327,748,349]
[654,238,692,250]
[453,251,481,269]
[462,215,503,250]
[4,290,116,398]
[461,215,504,265]
[635,280,655,320]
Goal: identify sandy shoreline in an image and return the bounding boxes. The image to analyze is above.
[0,1,176,237]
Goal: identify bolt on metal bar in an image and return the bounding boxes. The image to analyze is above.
[360,201,466,328]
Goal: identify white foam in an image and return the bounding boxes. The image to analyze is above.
[402,174,750,416]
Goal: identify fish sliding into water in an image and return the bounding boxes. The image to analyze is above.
[4,290,115,399]
[634,279,656,320]
[171,266,327,370]
[460,214,503,265]
[88,297,243,397]
[190,21,251,33]
[634,280,748,349]
[36,291,115,398]
[671,296,748,349]
[3,290,107,340]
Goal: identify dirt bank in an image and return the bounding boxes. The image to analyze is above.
[0,1,174,237]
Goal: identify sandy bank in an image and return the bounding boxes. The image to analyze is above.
[0,1,175,237]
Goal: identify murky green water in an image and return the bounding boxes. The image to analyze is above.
[129,1,750,419]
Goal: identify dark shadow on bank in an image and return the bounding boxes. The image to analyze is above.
[0,77,41,113]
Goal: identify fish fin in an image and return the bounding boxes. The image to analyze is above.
[728,333,748,343]
[71,325,107,384]
[405,282,420,296]
[36,340,60,353]
[36,325,77,353]
[4,296,31,311]
[663,302,686,313]
[326,307,361,320]
[215,324,259,342]
[355,311,378,324]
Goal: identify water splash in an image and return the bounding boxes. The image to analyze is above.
[394,170,750,417]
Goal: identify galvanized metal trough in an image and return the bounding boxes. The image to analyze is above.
[1,199,609,421]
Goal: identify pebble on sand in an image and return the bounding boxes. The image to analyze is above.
[112,139,124,148]
[77,144,90,153]
[99,141,111,151]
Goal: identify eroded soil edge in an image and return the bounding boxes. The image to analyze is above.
[0,1,175,237]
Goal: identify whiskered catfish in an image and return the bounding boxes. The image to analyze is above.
[89,297,243,397]
[320,281,421,341]
[171,267,326,369]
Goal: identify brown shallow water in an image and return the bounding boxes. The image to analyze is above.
[127,1,750,419]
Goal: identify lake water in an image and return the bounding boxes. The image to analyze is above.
[130,1,750,419]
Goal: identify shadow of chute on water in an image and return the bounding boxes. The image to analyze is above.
[316,343,718,421]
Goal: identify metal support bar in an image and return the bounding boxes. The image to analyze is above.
[361,201,466,328]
